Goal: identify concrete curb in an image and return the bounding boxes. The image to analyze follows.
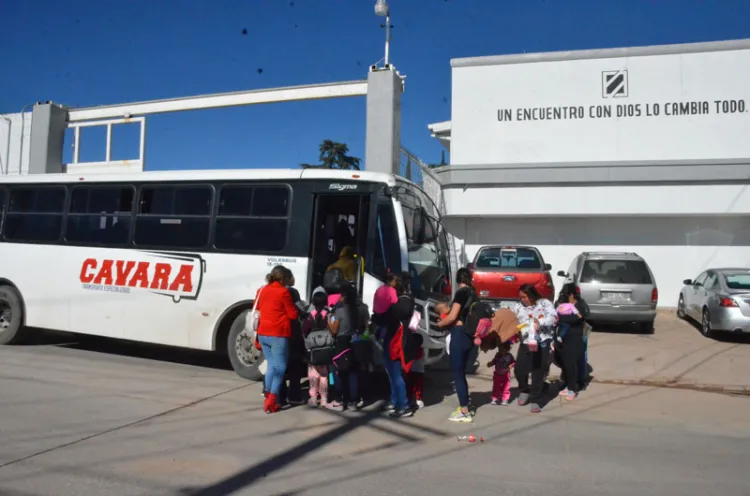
[584,377,750,396]
[473,367,750,396]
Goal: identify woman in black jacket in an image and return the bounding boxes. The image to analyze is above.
[279,269,307,405]
[556,283,589,401]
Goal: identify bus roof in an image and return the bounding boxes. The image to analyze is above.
[0,168,403,186]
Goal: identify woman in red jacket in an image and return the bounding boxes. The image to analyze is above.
[257,265,299,413]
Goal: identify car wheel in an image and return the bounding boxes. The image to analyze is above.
[227,310,266,381]
[701,308,714,339]
[640,320,655,334]
[0,285,27,345]
[676,295,687,320]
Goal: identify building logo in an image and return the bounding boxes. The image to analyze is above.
[601,70,628,99]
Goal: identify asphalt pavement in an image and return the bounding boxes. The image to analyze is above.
[0,332,749,496]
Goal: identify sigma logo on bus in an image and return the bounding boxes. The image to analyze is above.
[79,251,207,303]
[328,183,357,191]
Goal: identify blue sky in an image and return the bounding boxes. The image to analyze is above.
[3,0,750,171]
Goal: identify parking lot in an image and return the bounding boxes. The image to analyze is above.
[561,310,750,392]
[0,319,748,496]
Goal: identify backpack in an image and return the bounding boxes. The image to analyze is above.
[303,309,336,365]
[323,268,347,294]
[463,289,494,341]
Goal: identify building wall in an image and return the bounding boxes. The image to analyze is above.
[442,183,750,217]
[450,40,750,166]
[0,112,33,175]
[443,215,750,308]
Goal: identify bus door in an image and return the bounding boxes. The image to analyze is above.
[308,188,371,298]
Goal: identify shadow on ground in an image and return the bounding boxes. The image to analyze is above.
[679,318,750,345]
[172,378,655,496]
[18,328,233,371]
[14,328,465,410]
[591,323,653,335]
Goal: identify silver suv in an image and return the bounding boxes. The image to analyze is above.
[557,252,658,333]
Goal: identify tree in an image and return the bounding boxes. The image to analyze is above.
[300,140,361,170]
[428,150,448,169]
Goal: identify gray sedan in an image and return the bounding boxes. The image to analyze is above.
[677,268,750,338]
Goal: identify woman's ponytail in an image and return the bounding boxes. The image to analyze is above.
[266,265,287,284]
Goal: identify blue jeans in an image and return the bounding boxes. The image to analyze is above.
[335,369,359,404]
[383,355,408,409]
[259,335,289,395]
[449,326,473,408]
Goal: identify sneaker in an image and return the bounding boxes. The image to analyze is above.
[565,391,577,402]
[355,399,365,409]
[448,407,473,423]
[500,399,510,406]
[326,401,344,412]
[529,403,541,414]
[416,399,425,409]
[383,402,396,413]
[517,393,530,406]
[490,398,499,406]
[346,402,360,411]
[389,407,414,418]
[558,388,570,397]
[307,397,319,407]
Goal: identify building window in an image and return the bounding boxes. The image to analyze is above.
[65,186,134,245]
[2,186,66,243]
[214,185,290,252]
[134,185,213,249]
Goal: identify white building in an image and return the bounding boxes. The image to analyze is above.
[429,39,750,307]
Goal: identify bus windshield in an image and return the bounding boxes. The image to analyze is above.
[397,188,451,299]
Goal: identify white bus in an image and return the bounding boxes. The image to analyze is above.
[0,168,453,380]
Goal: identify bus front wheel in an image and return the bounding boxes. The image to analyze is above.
[0,285,26,345]
[227,310,266,381]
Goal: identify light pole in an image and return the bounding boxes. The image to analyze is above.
[374,0,392,67]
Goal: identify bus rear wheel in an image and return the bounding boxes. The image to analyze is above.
[227,310,266,381]
[0,285,26,345]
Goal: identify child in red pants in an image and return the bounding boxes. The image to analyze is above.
[407,352,425,408]
[487,341,515,406]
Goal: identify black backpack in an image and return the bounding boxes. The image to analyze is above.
[463,289,494,339]
[323,268,347,294]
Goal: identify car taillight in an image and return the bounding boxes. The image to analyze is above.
[543,273,553,288]
[651,288,658,303]
[719,296,738,308]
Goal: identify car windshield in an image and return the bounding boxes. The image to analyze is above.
[475,247,542,269]
[724,272,750,290]
[580,260,653,285]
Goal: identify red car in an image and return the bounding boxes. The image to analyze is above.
[468,245,555,306]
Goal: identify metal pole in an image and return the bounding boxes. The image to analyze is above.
[0,115,10,175]
[384,12,391,66]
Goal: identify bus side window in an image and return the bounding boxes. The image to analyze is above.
[134,185,213,249]
[3,187,66,243]
[214,185,289,252]
[65,185,134,246]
